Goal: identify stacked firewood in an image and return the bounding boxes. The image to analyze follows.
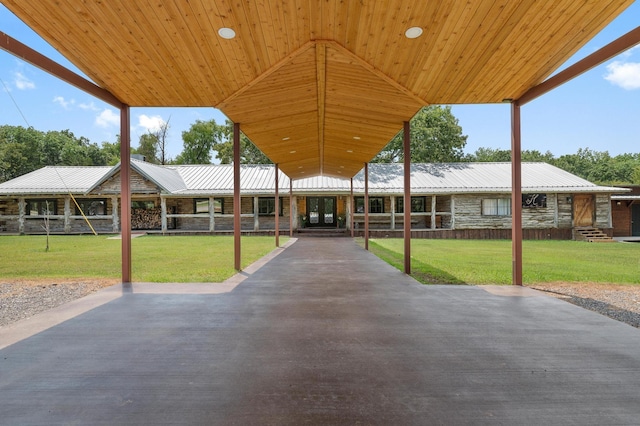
[131,208,162,230]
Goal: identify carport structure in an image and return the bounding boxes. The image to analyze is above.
[1,1,639,284]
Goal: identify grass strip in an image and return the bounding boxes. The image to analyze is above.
[361,238,640,285]
[0,235,287,283]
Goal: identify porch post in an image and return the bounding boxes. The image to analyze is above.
[431,196,437,229]
[111,195,119,233]
[209,196,216,232]
[289,179,293,237]
[120,105,132,283]
[403,120,411,274]
[275,164,280,247]
[350,178,354,238]
[511,102,523,286]
[253,196,259,231]
[364,163,369,250]
[233,122,241,271]
[64,196,71,234]
[18,197,25,235]
[160,196,167,234]
[390,195,396,231]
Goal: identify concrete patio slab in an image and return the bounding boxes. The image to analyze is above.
[1,238,640,425]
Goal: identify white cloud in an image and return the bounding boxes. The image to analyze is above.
[137,114,166,133]
[79,101,100,111]
[14,71,35,90]
[604,61,640,90]
[53,96,74,109]
[95,109,120,128]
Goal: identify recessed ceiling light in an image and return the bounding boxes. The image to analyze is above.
[218,28,236,39]
[405,27,423,39]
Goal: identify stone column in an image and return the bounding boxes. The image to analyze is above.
[431,196,437,229]
[209,196,216,232]
[390,195,396,230]
[253,196,260,231]
[64,196,71,234]
[18,197,25,235]
[111,196,120,233]
[161,196,167,233]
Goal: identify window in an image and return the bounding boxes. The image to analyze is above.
[26,199,57,216]
[194,199,208,214]
[194,198,225,214]
[355,197,385,213]
[258,197,283,216]
[482,198,511,216]
[131,200,156,210]
[75,199,106,216]
[522,193,547,208]
[396,196,427,213]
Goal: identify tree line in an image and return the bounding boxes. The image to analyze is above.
[1,106,639,186]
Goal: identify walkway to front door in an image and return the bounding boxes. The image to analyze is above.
[2,238,640,424]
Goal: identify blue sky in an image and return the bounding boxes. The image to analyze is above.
[1,3,638,161]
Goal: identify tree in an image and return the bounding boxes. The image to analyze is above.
[176,119,271,164]
[214,121,271,164]
[155,117,171,165]
[137,132,160,164]
[175,119,223,164]
[372,106,468,163]
[466,147,555,163]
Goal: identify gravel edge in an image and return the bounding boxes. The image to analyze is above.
[0,280,117,327]
[528,283,640,328]
[2,280,640,329]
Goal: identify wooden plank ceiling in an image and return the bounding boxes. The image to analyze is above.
[1,0,632,179]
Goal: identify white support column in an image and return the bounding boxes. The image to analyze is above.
[450,197,456,229]
[390,195,396,231]
[254,196,260,231]
[291,196,298,230]
[111,196,119,233]
[18,197,25,235]
[64,196,71,234]
[431,196,437,229]
[161,196,167,233]
[209,196,215,232]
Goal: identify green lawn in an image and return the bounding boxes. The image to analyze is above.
[0,235,287,283]
[363,238,640,285]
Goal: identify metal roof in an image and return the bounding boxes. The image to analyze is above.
[351,163,623,194]
[0,166,112,195]
[0,162,623,197]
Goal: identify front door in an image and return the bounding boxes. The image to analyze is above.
[632,204,640,236]
[306,197,336,227]
[573,194,594,227]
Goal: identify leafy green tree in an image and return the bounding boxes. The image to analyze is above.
[101,137,122,165]
[466,147,555,163]
[0,125,43,182]
[372,106,468,163]
[175,119,223,164]
[214,121,271,164]
[632,166,640,185]
[176,119,271,164]
[137,133,160,164]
